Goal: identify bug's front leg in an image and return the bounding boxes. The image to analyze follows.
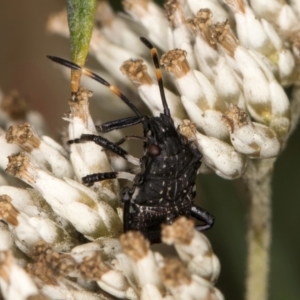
[191,205,215,231]
[97,116,143,132]
[69,134,140,165]
[82,171,135,186]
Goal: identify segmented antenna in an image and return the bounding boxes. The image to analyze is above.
[140,37,171,117]
[47,56,143,117]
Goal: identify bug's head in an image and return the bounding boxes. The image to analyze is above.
[143,114,188,156]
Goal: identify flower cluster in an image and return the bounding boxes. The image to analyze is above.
[1,0,300,299]
[48,0,297,179]
[1,209,222,299]
[0,86,222,299]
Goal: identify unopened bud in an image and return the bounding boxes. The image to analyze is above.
[222,105,281,158]
[6,123,74,179]
[179,120,248,179]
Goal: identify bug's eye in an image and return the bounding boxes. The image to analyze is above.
[148,144,161,156]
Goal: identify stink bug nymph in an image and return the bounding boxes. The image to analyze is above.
[47,37,214,243]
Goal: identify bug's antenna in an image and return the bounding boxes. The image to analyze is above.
[140,37,171,117]
[47,56,143,117]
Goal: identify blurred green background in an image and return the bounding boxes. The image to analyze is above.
[0,1,299,299]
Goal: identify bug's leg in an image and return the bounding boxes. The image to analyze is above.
[97,116,143,133]
[122,187,133,233]
[190,205,215,231]
[114,135,147,146]
[82,171,135,185]
[69,134,140,165]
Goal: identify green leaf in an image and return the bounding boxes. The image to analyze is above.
[67,0,96,92]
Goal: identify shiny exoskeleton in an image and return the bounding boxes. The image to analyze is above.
[48,37,214,243]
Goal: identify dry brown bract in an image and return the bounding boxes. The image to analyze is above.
[120,231,150,261]
[25,241,75,286]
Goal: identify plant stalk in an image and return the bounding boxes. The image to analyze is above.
[244,158,274,300]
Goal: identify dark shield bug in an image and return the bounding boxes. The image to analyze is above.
[47,37,214,243]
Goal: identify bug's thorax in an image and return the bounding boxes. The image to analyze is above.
[130,113,202,207]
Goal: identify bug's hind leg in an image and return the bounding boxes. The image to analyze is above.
[69,134,140,165]
[191,205,215,231]
[83,171,135,186]
[122,187,133,233]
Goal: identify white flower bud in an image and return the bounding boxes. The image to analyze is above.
[97,270,138,300]
[95,1,144,56]
[249,0,300,38]
[186,9,220,80]
[0,222,28,266]
[114,252,137,289]
[211,22,291,139]
[0,195,19,227]
[41,282,105,300]
[71,238,121,262]
[160,49,229,141]
[186,0,228,23]
[179,120,247,179]
[165,0,197,69]
[0,186,46,219]
[120,59,187,125]
[64,177,117,208]
[0,194,75,254]
[0,251,40,300]
[276,4,300,34]
[213,56,245,108]
[76,251,138,300]
[26,110,48,136]
[222,105,281,158]
[162,217,220,283]
[161,258,224,300]
[67,88,120,201]
[233,47,271,118]
[6,123,74,179]
[42,135,69,157]
[90,30,146,88]
[194,36,218,80]
[277,49,297,85]
[0,128,20,171]
[248,0,282,21]
[0,222,14,251]
[260,19,297,85]
[181,97,230,141]
[248,50,291,139]
[0,186,75,240]
[224,0,274,54]
[141,283,164,300]
[122,0,169,51]
[5,152,120,240]
[160,48,206,101]
[118,231,165,294]
[289,0,300,19]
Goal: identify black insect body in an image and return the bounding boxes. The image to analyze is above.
[47,37,214,243]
